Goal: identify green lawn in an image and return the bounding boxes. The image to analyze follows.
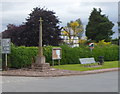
[53,61,118,71]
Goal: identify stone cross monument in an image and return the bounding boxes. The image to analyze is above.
[33,17,50,71]
[38,17,43,57]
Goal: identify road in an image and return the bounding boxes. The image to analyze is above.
[2,71,118,92]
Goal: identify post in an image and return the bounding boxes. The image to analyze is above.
[5,53,7,70]
[58,59,60,66]
[52,60,54,66]
[90,48,92,52]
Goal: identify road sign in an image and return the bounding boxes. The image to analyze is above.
[2,39,11,54]
[89,43,94,49]
[89,43,94,52]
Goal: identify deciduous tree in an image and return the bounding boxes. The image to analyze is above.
[62,18,84,46]
[2,7,61,46]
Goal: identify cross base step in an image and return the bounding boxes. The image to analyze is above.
[31,63,50,72]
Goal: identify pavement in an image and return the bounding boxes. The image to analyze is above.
[0,68,119,77]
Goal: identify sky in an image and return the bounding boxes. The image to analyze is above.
[0,0,119,39]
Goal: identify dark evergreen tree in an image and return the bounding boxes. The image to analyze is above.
[86,8,114,42]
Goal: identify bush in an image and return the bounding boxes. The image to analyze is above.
[92,45,118,61]
[7,44,118,68]
[9,46,38,68]
[60,45,92,65]
[43,46,53,65]
[111,38,119,45]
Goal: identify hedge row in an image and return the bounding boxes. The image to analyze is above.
[60,44,119,65]
[5,44,118,68]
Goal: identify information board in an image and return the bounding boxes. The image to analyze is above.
[52,48,62,60]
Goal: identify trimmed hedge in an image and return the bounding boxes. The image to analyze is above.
[8,46,38,68]
[6,44,118,68]
[60,44,118,65]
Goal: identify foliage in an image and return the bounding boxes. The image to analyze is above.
[67,18,84,37]
[79,39,87,45]
[70,21,79,27]
[8,46,38,68]
[118,22,120,39]
[95,40,111,46]
[8,46,54,68]
[7,44,118,68]
[2,24,26,46]
[118,22,120,32]
[86,8,114,42]
[2,7,61,46]
[61,18,84,46]
[92,44,118,61]
[111,38,119,45]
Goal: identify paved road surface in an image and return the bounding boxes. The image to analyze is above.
[2,71,118,92]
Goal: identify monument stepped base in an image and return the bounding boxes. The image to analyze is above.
[32,63,50,72]
[31,56,50,72]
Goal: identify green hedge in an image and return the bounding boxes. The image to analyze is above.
[8,46,38,68]
[92,45,119,61]
[60,44,119,64]
[6,44,118,68]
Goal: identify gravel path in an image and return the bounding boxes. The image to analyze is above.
[1,68,119,77]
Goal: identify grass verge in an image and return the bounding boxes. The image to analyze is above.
[53,61,118,71]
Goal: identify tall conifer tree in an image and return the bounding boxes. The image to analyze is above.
[86,8,114,42]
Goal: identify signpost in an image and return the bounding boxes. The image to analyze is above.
[52,48,62,66]
[2,38,11,70]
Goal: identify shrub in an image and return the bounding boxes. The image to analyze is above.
[92,45,118,61]
[9,46,38,68]
[43,46,53,65]
[95,40,111,46]
[7,44,118,68]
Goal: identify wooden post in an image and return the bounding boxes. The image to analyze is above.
[52,60,54,66]
[58,59,60,66]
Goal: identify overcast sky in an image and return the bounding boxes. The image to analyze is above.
[0,0,119,39]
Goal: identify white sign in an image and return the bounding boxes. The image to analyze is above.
[2,39,11,54]
[79,58,96,64]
